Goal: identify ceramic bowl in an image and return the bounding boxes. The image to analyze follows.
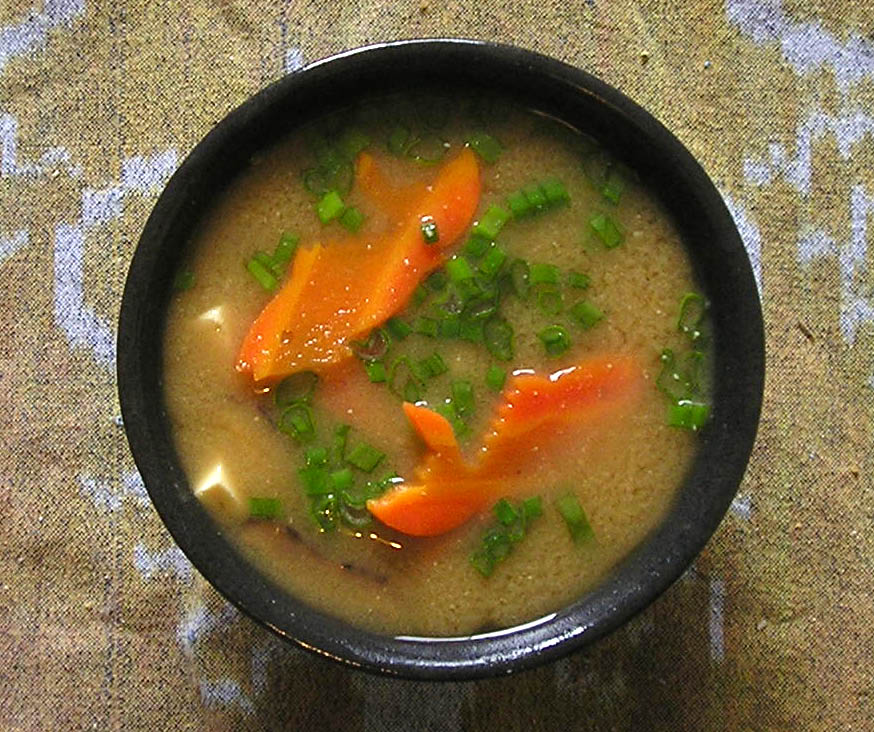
[117,39,764,680]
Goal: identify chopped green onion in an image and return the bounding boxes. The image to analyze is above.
[365,360,387,383]
[252,250,281,278]
[248,497,281,520]
[340,485,370,510]
[538,325,571,357]
[302,166,333,197]
[337,128,370,160]
[446,256,475,283]
[173,269,195,291]
[540,177,570,206]
[412,285,428,306]
[438,315,460,338]
[338,502,372,529]
[521,496,543,520]
[385,317,412,340]
[346,443,385,472]
[339,206,365,232]
[274,371,318,407]
[555,493,594,544]
[246,257,279,292]
[413,316,438,338]
[589,212,623,248]
[478,245,507,278]
[494,498,518,525]
[464,234,491,258]
[332,423,351,462]
[536,287,563,316]
[310,493,337,531]
[274,232,299,265]
[420,216,439,244]
[279,404,315,442]
[570,301,604,330]
[389,356,425,401]
[485,365,506,391]
[528,262,559,286]
[466,131,503,163]
[567,271,590,289]
[407,134,449,165]
[465,297,498,321]
[472,205,511,241]
[418,352,449,378]
[677,292,708,342]
[350,328,390,362]
[299,465,331,495]
[451,380,475,416]
[330,467,354,493]
[508,259,530,298]
[470,549,495,577]
[484,317,513,360]
[601,170,624,204]
[305,446,328,467]
[667,400,710,430]
[522,183,547,212]
[316,190,345,224]
[506,190,532,218]
[459,317,485,343]
[425,270,448,291]
[657,348,696,401]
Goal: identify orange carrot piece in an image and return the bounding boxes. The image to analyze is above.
[355,152,426,221]
[367,355,643,537]
[236,148,480,384]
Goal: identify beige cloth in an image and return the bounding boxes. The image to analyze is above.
[1,1,871,729]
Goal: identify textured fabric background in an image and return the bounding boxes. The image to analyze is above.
[1,1,872,729]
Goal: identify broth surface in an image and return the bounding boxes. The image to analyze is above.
[164,100,704,636]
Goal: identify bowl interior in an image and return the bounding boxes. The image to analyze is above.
[117,39,764,680]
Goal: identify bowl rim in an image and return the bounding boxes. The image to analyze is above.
[117,38,765,680]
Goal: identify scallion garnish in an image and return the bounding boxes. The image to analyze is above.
[389,356,425,401]
[316,190,346,224]
[350,328,391,362]
[522,183,547,213]
[567,271,590,289]
[483,316,513,360]
[365,360,387,383]
[299,465,331,495]
[385,318,412,341]
[459,316,485,343]
[339,206,365,232]
[310,493,337,531]
[246,257,279,292]
[337,128,370,160]
[418,352,449,378]
[438,316,461,338]
[600,169,624,204]
[451,380,475,416]
[470,496,543,577]
[413,316,438,338]
[248,497,281,520]
[274,371,318,407]
[446,255,475,283]
[425,270,448,291]
[538,325,571,357]
[464,234,491,258]
[466,131,503,163]
[472,205,511,241]
[528,262,559,287]
[346,443,385,473]
[478,245,507,278]
[667,400,710,430]
[506,190,532,218]
[540,177,570,206]
[589,212,623,248]
[305,446,328,467]
[330,467,354,493]
[677,292,708,342]
[485,365,506,392]
[273,232,299,265]
[253,250,281,278]
[278,403,315,442]
[555,493,594,544]
[569,301,604,330]
[420,216,439,245]
[536,287,563,316]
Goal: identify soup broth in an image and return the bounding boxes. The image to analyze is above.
[163,97,709,636]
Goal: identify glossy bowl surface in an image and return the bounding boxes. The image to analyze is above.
[118,39,764,680]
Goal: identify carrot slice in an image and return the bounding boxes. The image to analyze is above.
[367,355,643,537]
[236,148,481,384]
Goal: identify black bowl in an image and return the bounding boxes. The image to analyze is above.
[118,39,764,680]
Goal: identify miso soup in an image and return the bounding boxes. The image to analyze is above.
[163,97,711,636]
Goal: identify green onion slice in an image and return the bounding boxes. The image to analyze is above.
[667,400,711,430]
[536,287,563,316]
[466,131,503,163]
[248,497,281,520]
[590,212,624,248]
[555,493,594,544]
[246,257,278,292]
[677,292,708,342]
[365,360,387,383]
[483,317,514,361]
[278,404,315,442]
[350,328,390,362]
[485,365,506,392]
[538,325,571,357]
[173,269,195,291]
[316,190,345,224]
[346,443,385,473]
[274,370,319,407]
[528,262,559,287]
[569,301,604,330]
